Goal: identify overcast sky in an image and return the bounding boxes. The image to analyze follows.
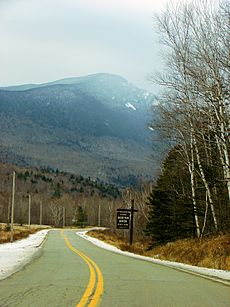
[0,0,178,91]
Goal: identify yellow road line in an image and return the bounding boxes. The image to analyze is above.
[61,230,103,307]
[62,233,96,306]
[79,251,104,307]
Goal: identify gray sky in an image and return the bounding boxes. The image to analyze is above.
[0,0,174,91]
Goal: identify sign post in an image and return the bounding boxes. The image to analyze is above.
[129,199,135,245]
[116,199,137,245]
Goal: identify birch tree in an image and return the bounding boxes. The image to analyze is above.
[150,0,230,235]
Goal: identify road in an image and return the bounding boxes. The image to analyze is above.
[0,230,229,307]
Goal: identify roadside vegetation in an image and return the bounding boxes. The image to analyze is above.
[146,0,229,242]
[88,229,230,270]
[0,223,49,244]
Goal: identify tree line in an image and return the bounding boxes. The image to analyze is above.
[0,164,122,227]
[145,0,230,245]
[0,163,152,236]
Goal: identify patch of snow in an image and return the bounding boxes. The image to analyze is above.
[125,103,137,111]
[76,230,230,285]
[0,229,49,280]
[152,100,160,106]
[143,92,150,100]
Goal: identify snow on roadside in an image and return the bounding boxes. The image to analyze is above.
[76,230,230,284]
[0,230,49,280]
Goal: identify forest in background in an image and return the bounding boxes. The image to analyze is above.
[0,163,120,227]
[0,162,151,240]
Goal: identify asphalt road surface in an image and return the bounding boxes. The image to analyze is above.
[0,230,229,307]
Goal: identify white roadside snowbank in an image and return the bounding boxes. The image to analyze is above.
[76,230,230,285]
[0,229,49,280]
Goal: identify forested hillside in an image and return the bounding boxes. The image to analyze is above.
[0,163,121,227]
[0,73,161,186]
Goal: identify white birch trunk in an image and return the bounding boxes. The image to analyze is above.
[211,83,230,202]
[201,191,209,237]
[193,134,218,231]
[188,130,201,237]
[218,103,230,201]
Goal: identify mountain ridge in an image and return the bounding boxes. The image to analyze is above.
[0,73,160,186]
[0,73,132,92]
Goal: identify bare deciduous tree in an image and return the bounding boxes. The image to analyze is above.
[151,0,229,236]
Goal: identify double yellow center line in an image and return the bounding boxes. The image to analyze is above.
[61,230,104,307]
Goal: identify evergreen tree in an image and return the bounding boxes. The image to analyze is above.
[74,206,87,227]
[53,183,61,198]
[145,189,173,244]
[145,147,194,246]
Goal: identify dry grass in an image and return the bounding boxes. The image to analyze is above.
[88,229,230,270]
[88,229,125,247]
[0,223,49,244]
[88,230,150,255]
[146,235,230,270]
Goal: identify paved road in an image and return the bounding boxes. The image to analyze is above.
[0,230,229,307]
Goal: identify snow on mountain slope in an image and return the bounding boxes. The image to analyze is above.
[125,102,137,110]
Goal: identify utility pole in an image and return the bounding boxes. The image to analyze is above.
[63,207,65,228]
[40,201,42,226]
[98,203,101,227]
[28,194,31,226]
[10,171,16,243]
[7,196,11,226]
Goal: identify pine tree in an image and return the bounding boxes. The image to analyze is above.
[145,188,173,244]
[74,206,87,227]
[145,147,195,246]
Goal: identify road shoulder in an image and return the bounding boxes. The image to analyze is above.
[76,229,230,286]
[0,229,50,280]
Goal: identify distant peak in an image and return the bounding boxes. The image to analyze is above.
[0,73,132,92]
[57,73,128,84]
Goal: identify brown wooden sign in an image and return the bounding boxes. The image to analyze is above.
[116,211,130,229]
[116,200,138,245]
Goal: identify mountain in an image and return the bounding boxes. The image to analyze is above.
[0,73,161,186]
